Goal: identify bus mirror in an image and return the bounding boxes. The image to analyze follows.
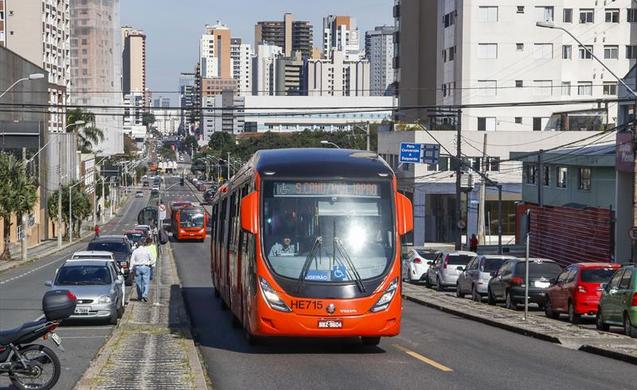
[396,193,413,236]
[240,191,258,234]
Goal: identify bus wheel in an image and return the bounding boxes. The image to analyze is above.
[220,298,228,310]
[244,329,261,346]
[232,314,242,328]
[361,336,381,346]
[213,286,220,298]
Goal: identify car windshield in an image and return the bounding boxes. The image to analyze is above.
[515,261,562,277]
[581,268,617,283]
[73,255,110,259]
[87,242,129,254]
[180,208,205,228]
[55,265,111,285]
[447,254,473,266]
[480,258,507,272]
[126,233,145,242]
[263,180,394,282]
[416,250,437,260]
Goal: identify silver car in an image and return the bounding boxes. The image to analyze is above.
[46,260,124,324]
[456,255,517,301]
[425,251,477,291]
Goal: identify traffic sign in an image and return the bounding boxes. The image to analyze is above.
[457,220,467,230]
[158,204,167,220]
[399,142,440,165]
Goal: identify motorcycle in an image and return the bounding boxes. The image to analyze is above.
[0,289,77,390]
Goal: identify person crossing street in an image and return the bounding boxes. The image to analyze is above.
[130,236,154,302]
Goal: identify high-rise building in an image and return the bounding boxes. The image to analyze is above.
[255,13,313,58]
[70,0,122,156]
[365,26,395,96]
[275,51,304,96]
[122,27,146,102]
[323,15,362,61]
[252,44,283,96]
[231,37,253,96]
[305,51,370,96]
[179,72,196,134]
[200,24,231,79]
[2,0,70,134]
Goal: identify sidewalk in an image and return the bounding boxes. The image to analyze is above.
[74,243,209,390]
[402,283,637,364]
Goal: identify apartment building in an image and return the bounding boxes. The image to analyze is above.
[323,15,362,61]
[305,50,370,96]
[275,51,304,96]
[200,24,231,79]
[230,37,253,96]
[3,0,70,134]
[69,0,122,156]
[252,44,283,96]
[366,25,395,96]
[255,13,313,58]
[122,27,146,101]
[179,72,196,134]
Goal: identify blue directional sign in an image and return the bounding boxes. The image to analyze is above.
[399,142,440,165]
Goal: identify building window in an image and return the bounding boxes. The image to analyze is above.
[534,80,552,96]
[449,46,456,61]
[442,49,447,62]
[515,80,523,88]
[478,43,498,59]
[603,82,617,96]
[579,45,593,59]
[578,168,591,191]
[579,9,594,24]
[525,164,537,185]
[477,80,497,96]
[515,117,523,124]
[517,6,525,14]
[561,81,571,96]
[563,8,573,23]
[543,166,550,186]
[535,6,554,22]
[516,43,524,51]
[477,117,496,131]
[577,81,593,96]
[627,45,637,59]
[562,45,572,59]
[556,167,567,188]
[533,117,544,131]
[604,45,619,59]
[534,43,553,59]
[478,6,498,23]
[605,9,620,23]
[629,8,637,22]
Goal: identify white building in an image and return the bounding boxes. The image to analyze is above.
[202,92,245,139]
[365,26,395,96]
[123,92,144,136]
[200,24,231,79]
[252,44,283,96]
[305,51,370,96]
[323,15,362,61]
[152,108,179,136]
[231,38,253,96]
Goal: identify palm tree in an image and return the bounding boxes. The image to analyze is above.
[66,108,105,153]
[0,152,37,260]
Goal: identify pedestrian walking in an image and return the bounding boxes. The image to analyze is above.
[470,234,479,253]
[148,237,158,280]
[130,237,153,302]
[97,204,102,221]
[94,224,101,237]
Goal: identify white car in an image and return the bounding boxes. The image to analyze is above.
[402,248,440,283]
[67,253,127,304]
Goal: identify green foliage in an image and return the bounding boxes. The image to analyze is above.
[124,134,139,157]
[159,144,176,160]
[142,112,156,127]
[47,182,92,239]
[66,108,105,153]
[182,135,198,152]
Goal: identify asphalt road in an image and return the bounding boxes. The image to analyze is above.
[0,192,148,390]
[166,177,637,390]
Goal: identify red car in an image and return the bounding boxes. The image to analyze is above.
[545,262,621,323]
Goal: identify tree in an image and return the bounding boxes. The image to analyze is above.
[123,134,139,157]
[142,112,156,127]
[0,152,38,260]
[66,108,105,153]
[47,182,92,239]
[182,135,198,153]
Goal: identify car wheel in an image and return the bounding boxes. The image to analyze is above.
[361,336,381,346]
[436,277,444,292]
[471,285,481,302]
[596,308,609,331]
[455,282,464,298]
[117,300,125,318]
[505,291,516,310]
[487,288,496,305]
[109,307,118,325]
[624,314,636,338]
[568,301,580,324]
[544,298,559,319]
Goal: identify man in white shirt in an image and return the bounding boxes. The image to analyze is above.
[130,238,153,302]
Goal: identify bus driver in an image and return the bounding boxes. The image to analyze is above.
[269,236,296,257]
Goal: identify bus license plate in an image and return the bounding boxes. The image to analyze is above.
[318,319,342,329]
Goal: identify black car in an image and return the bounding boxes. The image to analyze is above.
[487,258,562,310]
[203,188,216,205]
[87,235,134,285]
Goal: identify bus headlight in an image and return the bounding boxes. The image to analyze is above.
[370,278,398,313]
[259,277,291,312]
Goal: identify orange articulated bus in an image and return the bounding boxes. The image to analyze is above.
[172,205,207,242]
[210,149,413,345]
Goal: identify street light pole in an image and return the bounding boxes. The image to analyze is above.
[0,73,45,100]
[320,140,341,149]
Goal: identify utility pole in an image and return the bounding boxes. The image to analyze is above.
[538,149,544,207]
[57,137,63,248]
[101,174,105,224]
[455,109,462,250]
[478,133,487,245]
[366,122,371,151]
[21,148,27,261]
[227,152,231,179]
[69,185,72,244]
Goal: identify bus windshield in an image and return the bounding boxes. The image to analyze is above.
[263,180,394,282]
[179,208,205,228]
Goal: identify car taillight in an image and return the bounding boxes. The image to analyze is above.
[577,285,587,294]
[121,263,128,269]
[413,258,422,264]
[66,290,77,301]
[632,293,637,307]
[511,276,524,286]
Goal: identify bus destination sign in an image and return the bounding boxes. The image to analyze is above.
[274,182,379,198]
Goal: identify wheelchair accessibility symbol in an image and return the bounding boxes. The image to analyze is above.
[331,265,347,281]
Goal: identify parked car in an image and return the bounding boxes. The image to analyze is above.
[488,258,562,310]
[425,251,476,291]
[45,260,124,324]
[596,265,637,337]
[402,248,439,283]
[135,190,144,198]
[456,255,517,301]
[203,188,217,205]
[134,224,152,238]
[87,235,133,285]
[545,262,621,323]
[68,254,127,303]
[124,229,146,247]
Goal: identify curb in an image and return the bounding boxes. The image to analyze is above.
[579,345,637,365]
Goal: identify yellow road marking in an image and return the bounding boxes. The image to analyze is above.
[393,344,453,372]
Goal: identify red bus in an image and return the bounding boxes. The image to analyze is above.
[173,205,207,241]
[210,149,413,345]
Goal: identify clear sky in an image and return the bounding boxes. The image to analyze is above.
[120,0,394,101]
